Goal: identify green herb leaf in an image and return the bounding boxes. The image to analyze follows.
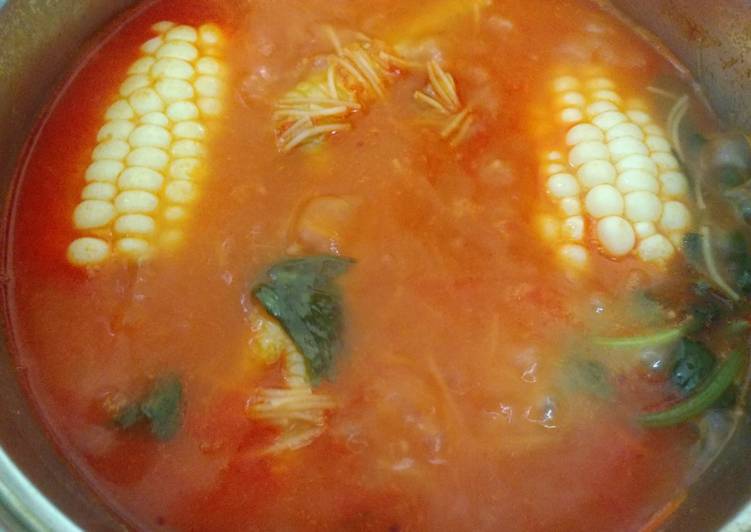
[113,374,183,441]
[253,255,354,383]
[114,403,144,429]
[639,349,745,428]
[687,282,733,331]
[670,339,716,397]
[140,374,183,441]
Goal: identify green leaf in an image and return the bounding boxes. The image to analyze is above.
[670,339,716,397]
[140,375,183,441]
[112,374,183,441]
[687,282,733,331]
[114,403,144,429]
[253,255,354,383]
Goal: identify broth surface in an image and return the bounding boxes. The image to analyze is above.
[5,0,715,530]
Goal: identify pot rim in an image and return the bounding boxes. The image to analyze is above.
[0,446,79,532]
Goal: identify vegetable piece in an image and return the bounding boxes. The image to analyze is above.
[274,1,491,154]
[140,375,183,440]
[639,490,688,532]
[114,403,144,429]
[699,226,740,301]
[683,229,751,302]
[383,0,491,48]
[414,60,474,147]
[687,280,733,330]
[534,70,694,270]
[246,311,336,455]
[273,29,406,152]
[289,195,359,254]
[639,349,745,427]
[592,322,688,349]
[67,20,226,267]
[562,358,612,399]
[252,256,354,382]
[247,309,295,366]
[113,374,183,441]
[670,338,715,396]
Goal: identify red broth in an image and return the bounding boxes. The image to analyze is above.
[5,0,706,530]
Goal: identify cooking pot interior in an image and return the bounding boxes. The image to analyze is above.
[0,1,750,530]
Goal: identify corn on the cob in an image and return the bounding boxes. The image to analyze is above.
[245,310,335,454]
[66,21,226,267]
[273,28,408,152]
[535,70,693,270]
[414,60,474,146]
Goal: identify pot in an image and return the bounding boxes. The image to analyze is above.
[0,1,750,530]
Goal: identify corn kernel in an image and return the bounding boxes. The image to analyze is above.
[85,160,124,183]
[67,237,111,267]
[156,41,198,62]
[597,216,635,257]
[73,200,116,229]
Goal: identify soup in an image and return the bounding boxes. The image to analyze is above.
[5,0,751,530]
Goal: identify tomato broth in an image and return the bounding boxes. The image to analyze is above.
[4,0,724,530]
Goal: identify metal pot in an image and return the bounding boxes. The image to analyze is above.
[0,1,750,530]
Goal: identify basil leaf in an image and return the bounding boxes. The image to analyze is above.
[114,403,144,429]
[253,255,354,383]
[113,374,183,441]
[140,375,183,441]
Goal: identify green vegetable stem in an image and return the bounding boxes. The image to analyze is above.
[591,322,689,349]
[639,350,746,428]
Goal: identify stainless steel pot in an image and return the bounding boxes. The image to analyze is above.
[0,1,750,530]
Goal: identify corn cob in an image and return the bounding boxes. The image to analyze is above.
[273,28,408,153]
[66,21,227,267]
[535,70,693,270]
[245,310,335,454]
[414,60,474,147]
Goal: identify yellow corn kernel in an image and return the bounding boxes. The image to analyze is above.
[535,68,693,270]
[67,237,111,267]
[67,21,226,268]
[245,310,335,455]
